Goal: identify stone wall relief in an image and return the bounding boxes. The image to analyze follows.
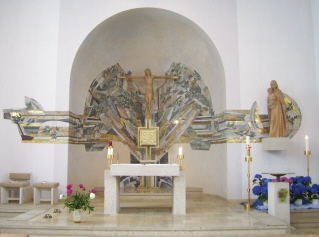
[3,63,302,160]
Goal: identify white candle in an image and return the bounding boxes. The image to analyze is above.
[305,135,309,151]
[246,136,250,145]
[107,147,111,155]
[110,147,113,155]
[178,147,183,155]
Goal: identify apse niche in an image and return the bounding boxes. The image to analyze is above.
[70,8,225,115]
[68,8,226,172]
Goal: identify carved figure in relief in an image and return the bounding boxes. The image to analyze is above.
[267,80,287,137]
[120,68,178,119]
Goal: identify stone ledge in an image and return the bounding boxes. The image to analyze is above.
[262,138,290,150]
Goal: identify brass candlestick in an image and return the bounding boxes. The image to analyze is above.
[177,155,184,170]
[244,144,252,211]
[107,155,114,169]
[304,151,311,176]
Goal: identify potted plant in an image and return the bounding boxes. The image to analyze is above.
[290,183,307,206]
[290,176,312,186]
[63,184,96,223]
[306,184,319,205]
[252,174,271,206]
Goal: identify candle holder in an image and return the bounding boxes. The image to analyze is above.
[244,144,252,211]
[304,150,311,176]
[177,155,184,170]
[107,154,114,170]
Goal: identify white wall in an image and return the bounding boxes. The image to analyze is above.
[1,0,318,200]
[236,0,319,199]
[0,0,65,194]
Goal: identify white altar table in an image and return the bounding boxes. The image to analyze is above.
[104,164,186,215]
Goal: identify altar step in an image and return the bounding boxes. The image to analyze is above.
[290,209,319,233]
[94,186,203,198]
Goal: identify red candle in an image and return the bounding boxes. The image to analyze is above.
[109,141,113,147]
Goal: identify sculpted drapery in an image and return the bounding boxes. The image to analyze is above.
[267,80,287,137]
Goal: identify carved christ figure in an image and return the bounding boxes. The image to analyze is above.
[120,68,178,119]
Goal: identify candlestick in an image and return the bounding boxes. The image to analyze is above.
[177,155,184,170]
[106,141,114,169]
[244,141,252,211]
[305,135,309,151]
[304,150,311,176]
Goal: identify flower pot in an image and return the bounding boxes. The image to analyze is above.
[73,209,82,223]
[294,199,303,206]
[312,199,319,206]
[263,201,268,207]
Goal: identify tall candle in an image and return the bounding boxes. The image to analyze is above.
[246,136,250,145]
[305,135,309,151]
[178,147,183,155]
[107,147,111,155]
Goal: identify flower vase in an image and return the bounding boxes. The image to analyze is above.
[73,209,82,223]
[263,200,268,207]
[312,199,319,206]
[294,199,303,206]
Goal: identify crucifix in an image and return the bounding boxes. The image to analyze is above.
[120,68,179,119]
[120,68,178,161]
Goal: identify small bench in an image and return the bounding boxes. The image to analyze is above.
[0,173,32,204]
[33,182,59,205]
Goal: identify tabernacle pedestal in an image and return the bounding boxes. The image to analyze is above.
[268,182,290,224]
[104,164,186,215]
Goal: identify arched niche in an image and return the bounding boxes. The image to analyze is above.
[68,8,226,191]
[70,8,225,114]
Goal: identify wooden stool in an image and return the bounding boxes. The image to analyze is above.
[33,182,59,205]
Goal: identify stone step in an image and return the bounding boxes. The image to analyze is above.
[290,209,319,232]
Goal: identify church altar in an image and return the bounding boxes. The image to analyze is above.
[104,164,186,215]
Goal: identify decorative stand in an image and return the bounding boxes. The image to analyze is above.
[304,151,311,176]
[107,154,114,170]
[177,155,184,170]
[244,144,252,211]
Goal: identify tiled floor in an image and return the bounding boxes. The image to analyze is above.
[0,193,311,236]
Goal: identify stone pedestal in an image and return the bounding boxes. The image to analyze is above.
[173,170,186,214]
[262,138,289,150]
[268,182,290,224]
[104,170,120,215]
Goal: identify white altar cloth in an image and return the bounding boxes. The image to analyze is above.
[104,164,186,215]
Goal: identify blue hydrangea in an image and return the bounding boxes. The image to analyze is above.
[261,185,268,195]
[254,174,262,179]
[303,176,311,184]
[252,186,261,195]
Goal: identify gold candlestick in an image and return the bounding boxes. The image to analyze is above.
[244,144,252,211]
[244,156,253,211]
[304,151,311,176]
[107,155,114,169]
[177,155,184,170]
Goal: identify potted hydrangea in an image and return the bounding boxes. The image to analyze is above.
[63,184,96,223]
[290,183,307,206]
[306,184,319,205]
[252,174,271,206]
